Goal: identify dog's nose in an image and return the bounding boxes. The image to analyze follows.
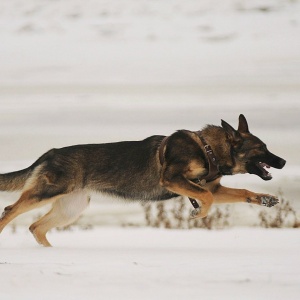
[279,159,286,169]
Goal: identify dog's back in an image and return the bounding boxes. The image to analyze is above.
[0,135,174,201]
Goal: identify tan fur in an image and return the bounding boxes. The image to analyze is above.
[29,192,90,247]
[161,178,214,218]
[185,160,206,179]
[0,190,57,234]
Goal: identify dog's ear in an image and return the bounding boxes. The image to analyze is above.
[238,114,249,133]
[221,119,242,145]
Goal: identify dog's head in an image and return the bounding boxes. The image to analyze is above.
[221,114,286,180]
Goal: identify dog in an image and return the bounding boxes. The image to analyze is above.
[0,114,286,246]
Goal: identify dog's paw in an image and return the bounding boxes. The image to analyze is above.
[258,195,279,207]
[190,208,201,219]
[190,207,210,219]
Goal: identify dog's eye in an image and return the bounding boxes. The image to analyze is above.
[244,145,266,153]
[256,145,267,153]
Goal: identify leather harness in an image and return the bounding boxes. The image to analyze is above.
[158,132,220,212]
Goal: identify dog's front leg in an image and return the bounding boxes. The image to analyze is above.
[212,185,279,207]
[160,171,213,218]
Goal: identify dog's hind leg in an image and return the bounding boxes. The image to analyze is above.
[0,163,78,238]
[29,191,90,247]
[0,190,57,234]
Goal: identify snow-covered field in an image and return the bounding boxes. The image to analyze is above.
[1,228,300,300]
[0,1,300,298]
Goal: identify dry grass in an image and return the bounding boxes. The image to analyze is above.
[142,197,231,230]
[258,190,300,228]
[141,192,299,230]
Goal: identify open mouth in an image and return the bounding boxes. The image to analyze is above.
[256,162,272,179]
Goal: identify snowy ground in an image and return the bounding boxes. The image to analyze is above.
[1,227,300,300]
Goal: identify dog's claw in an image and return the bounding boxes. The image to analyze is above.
[260,196,279,207]
[190,208,201,218]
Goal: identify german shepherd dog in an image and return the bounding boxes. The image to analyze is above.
[0,114,285,246]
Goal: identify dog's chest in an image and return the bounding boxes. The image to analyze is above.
[185,159,206,180]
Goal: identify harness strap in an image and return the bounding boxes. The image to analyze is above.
[159,136,169,166]
[197,134,220,182]
[158,132,220,213]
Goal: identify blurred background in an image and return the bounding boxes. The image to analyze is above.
[0,0,299,227]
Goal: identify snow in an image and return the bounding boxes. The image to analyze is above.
[1,227,300,300]
[0,0,299,86]
[0,1,300,298]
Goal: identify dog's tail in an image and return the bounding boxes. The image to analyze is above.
[0,149,57,192]
[0,167,32,191]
